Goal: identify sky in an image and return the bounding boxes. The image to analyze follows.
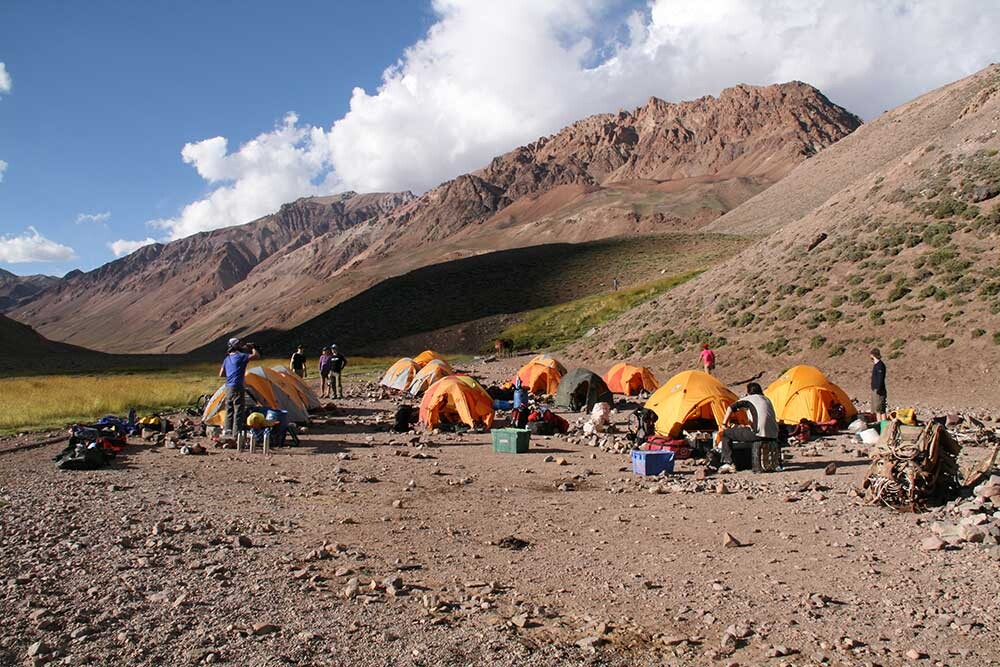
[1,0,998,277]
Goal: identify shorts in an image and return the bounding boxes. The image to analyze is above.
[320,369,330,379]
[871,392,887,413]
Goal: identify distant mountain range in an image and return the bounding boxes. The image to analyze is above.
[8,81,861,354]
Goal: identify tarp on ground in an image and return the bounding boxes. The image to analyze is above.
[408,359,453,396]
[765,365,857,424]
[604,362,659,396]
[380,358,420,391]
[555,368,614,411]
[419,374,494,429]
[644,370,738,438]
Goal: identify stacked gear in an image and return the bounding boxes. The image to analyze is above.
[863,421,962,511]
[54,423,129,470]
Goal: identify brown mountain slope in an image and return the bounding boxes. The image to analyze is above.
[576,64,1000,407]
[14,81,860,354]
[12,192,413,353]
[0,269,59,311]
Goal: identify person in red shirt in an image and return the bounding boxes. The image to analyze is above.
[699,343,716,374]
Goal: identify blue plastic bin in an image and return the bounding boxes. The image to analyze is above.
[493,399,514,411]
[631,449,675,476]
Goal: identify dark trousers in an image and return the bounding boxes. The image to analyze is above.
[721,426,759,465]
[224,385,245,435]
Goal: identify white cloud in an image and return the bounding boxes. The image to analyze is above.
[158,0,1000,238]
[0,62,10,97]
[150,113,339,240]
[0,160,7,183]
[76,211,111,225]
[0,227,76,263]
[108,237,157,257]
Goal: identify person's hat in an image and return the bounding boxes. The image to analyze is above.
[227,337,241,351]
[330,343,338,349]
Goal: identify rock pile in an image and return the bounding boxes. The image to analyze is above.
[923,474,1000,551]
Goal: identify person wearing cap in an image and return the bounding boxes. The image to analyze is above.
[219,337,259,436]
[327,345,348,399]
[870,348,888,421]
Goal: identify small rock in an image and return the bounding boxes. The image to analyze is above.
[824,462,837,475]
[716,481,730,495]
[27,641,47,657]
[510,613,529,628]
[905,648,927,660]
[576,636,604,650]
[251,623,280,636]
[723,533,742,548]
[392,499,404,509]
[235,535,253,548]
[920,536,946,552]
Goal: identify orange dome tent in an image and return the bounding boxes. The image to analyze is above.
[765,365,857,424]
[529,353,567,375]
[380,358,420,392]
[419,374,494,430]
[267,365,322,410]
[644,370,738,438]
[408,359,453,396]
[515,357,564,395]
[203,366,311,426]
[604,362,659,396]
[414,350,445,368]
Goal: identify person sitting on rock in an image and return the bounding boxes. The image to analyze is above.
[716,382,778,473]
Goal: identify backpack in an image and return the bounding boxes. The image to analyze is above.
[393,405,416,432]
[628,408,658,445]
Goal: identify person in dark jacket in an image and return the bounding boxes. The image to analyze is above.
[870,348,888,421]
[327,345,348,399]
[716,382,778,473]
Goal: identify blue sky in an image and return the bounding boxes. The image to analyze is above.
[1,0,997,277]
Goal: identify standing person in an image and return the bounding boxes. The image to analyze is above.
[870,348,888,422]
[612,277,620,291]
[328,344,348,399]
[219,338,259,436]
[716,382,778,473]
[318,346,333,399]
[699,343,716,374]
[290,345,307,378]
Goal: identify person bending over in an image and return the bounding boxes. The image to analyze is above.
[717,382,778,473]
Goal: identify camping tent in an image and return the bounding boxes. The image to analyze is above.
[604,362,659,396]
[644,370,738,438]
[555,368,614,411]
[515,357,565,395]
[269,365,322,410]
[765,365,857,424]
[380,358,420,391]
[529,353,567,375]
[419,374,494,429]
[203,366,311,427]
[413,350,445,368]
[408,359,453,396]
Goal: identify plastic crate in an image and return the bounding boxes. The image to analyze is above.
[631,449,675,476]
[492,428,531,454]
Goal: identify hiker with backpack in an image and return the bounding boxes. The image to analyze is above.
[219,338,259,436]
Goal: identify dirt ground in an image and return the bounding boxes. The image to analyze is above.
[1,355,999,667]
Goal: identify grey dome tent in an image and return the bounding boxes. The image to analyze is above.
[555,368,613,412]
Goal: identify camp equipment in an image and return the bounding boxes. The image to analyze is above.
[765,365,857,425]
[631,449,675,476]
[380,358,421,392]
[863,421,961,510]
[555,368,613,412]
[408,359,453,396]
[644,370,738,438]
[604,363,659,396]
[413,349,445,368]
[492,428,531,453]
[419,374,495,430]
[514,356,565,395]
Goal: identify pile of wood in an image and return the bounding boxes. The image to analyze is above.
[863,421,961,511]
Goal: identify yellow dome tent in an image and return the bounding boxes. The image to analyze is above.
[604,362,659,396]
[529,353,567,375]
[408,359,453,396]
[514,357,564,395]
[413,349,445,368]
[644,370,738,438]
[419,374,494,430]
[380,358,421,392]
[765,365,857,424]
[203,366,311,427]
[267,365,322,410]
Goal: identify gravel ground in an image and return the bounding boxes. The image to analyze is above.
[2,357,999,667]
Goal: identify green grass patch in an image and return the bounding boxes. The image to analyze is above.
[495,271,704,351]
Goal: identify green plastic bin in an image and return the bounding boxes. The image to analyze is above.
[492,428,530,454]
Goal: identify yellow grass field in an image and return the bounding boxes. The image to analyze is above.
[0,356,401,435]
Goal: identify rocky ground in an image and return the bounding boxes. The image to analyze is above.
[2,355,999,667]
